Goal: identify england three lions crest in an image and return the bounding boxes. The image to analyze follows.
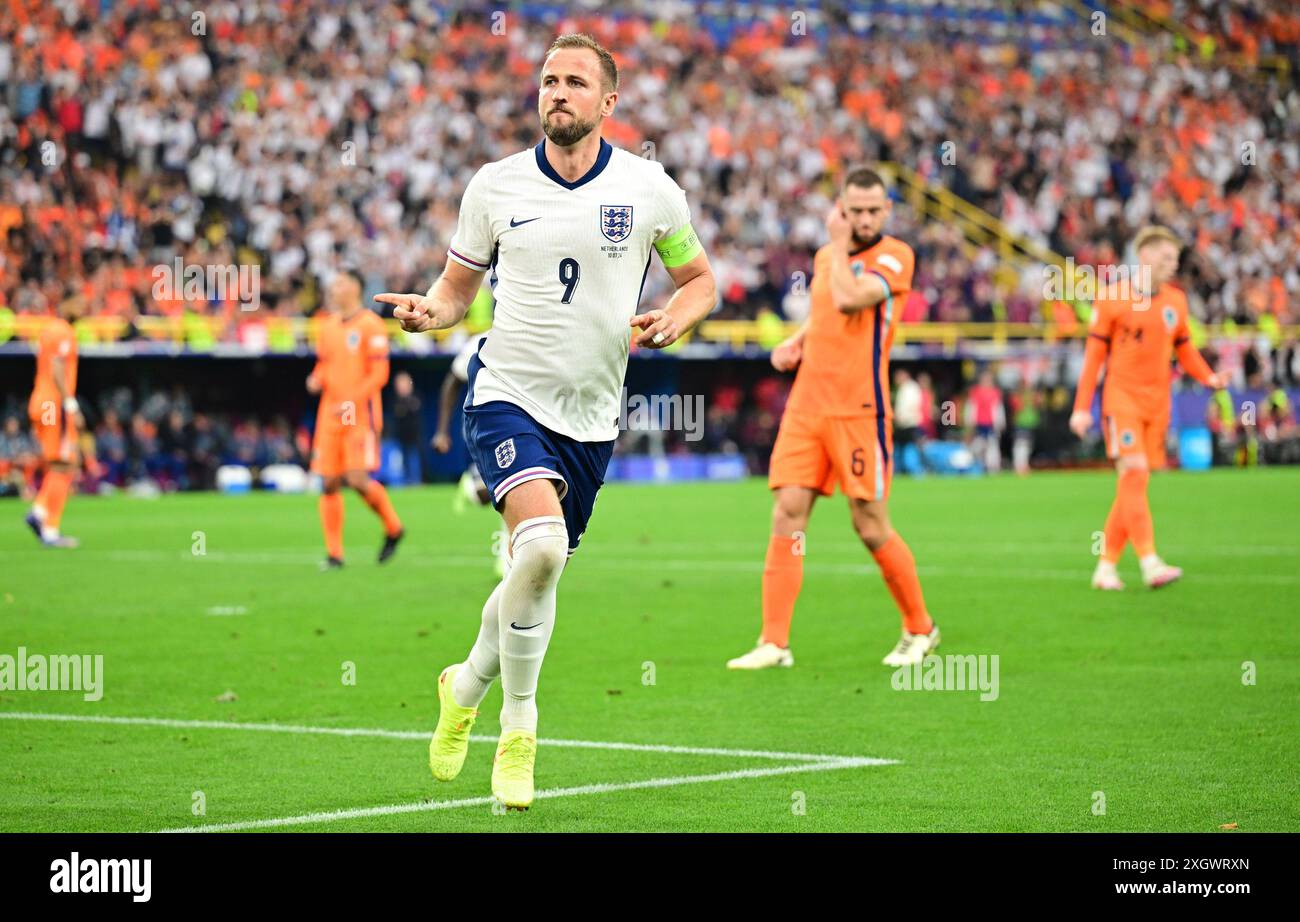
[600,205,633,243]
[495,438,516,469]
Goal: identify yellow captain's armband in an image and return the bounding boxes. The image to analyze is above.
[654,224,703,268]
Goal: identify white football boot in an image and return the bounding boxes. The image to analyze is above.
[1091,560,1125,591]
[726,639,794,670]
[1140,555,1183,589]
[881,624,941,666]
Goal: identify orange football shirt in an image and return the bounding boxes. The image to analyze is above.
[1085,285,1194,418]
[785,235,915,418]
[313,311,390,432]
[28,317,78,418]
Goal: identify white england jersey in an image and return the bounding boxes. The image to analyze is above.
[447,139,697,442]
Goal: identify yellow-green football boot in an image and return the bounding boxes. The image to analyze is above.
[491,729,537,810]
[428,664,478,782]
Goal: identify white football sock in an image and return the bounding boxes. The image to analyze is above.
[497,515,567,735]
[501,692,538,737]
[452,569,509,709]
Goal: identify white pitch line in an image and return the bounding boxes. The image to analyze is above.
[160,757,894,833]
[0,711,858,763]
[0,711,897,832]
[519,736,849,762]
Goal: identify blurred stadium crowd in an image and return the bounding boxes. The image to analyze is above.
[1,0,1296,338]
[1130,0,1300,59]
[2,1,1298,495]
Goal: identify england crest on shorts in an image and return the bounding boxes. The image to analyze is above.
[600,205,633,243]
[495,438,516,469]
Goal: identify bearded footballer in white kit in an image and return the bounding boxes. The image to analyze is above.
[377,34,716,810]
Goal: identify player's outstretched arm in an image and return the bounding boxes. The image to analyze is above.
[305,359,323,394]
[358,354,390,400]
[431,369,460,453]
[50,353,82,424]
[1175,338,1227,390]
[1070,334,1109,437]
[375,260,485,334]
[631,251,717,349]
[51,355,72,405]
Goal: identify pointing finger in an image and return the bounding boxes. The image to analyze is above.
[634,315,675,347]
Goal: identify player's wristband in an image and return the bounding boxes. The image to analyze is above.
[63,397,80,415]
[654,223,703,268]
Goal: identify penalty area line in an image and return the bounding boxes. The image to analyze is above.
[159,757,896,833]
[0,710,871,763]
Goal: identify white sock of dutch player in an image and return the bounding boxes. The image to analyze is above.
[497,515,568,735]
[452,567,509,709]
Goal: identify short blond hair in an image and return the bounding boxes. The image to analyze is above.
[1132,225,1181,253]
[547,33,618,93]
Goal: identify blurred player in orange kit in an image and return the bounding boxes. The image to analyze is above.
[728,167,940,670]
[1070,226,1227,590]
[24,294,86,548]
[308,271,404,569]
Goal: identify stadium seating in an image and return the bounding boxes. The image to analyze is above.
[0,1,1296,492]
[1,0,1293,347]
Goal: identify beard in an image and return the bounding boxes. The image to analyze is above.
[852,229,882,250]
[542,108,597,146]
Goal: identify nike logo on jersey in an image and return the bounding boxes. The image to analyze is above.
[509,217,541,228]
[510,621,544,631]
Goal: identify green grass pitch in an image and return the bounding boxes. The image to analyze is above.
[2,468,1297,832]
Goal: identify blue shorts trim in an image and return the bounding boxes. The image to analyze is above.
[462,353,614,553]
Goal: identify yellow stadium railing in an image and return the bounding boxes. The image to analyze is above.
[694,319,1292,350]
[3,314,488,349]
[1062,0,1290,77]
[5,314,1290,355]
[877,162,1200,329]
[1059,0,1145,46]
[877,161,1069,272]
[1125,3,1290,76]
[877,160,1094,324]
